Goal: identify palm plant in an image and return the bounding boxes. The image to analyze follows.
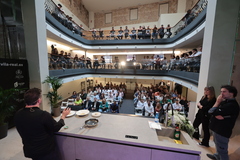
[0,87,21,126]
[43,76,63,108]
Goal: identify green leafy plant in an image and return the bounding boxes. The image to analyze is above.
[0,87,21,126]
[167,111,195,137]
[43,76,63,108]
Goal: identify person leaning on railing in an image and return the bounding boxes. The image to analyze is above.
[124,26,129,39]
[137,26,143,39]
[152,25,158,39]
[158,25,165,39]
[98,28,104,39]
[145,26,151,39]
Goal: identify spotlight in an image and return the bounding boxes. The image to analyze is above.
[121,61,126,66]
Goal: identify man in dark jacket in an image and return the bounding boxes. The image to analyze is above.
[82,97,92,109]
[207,85,239,160]
[89,98,100,111]
[15,88,71,160]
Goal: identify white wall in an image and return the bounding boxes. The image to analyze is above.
[177,0,187,13]
[100,22,159,30]
[159,13,186,27]
[89,11,94,29]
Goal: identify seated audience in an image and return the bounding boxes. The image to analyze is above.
[117,27,124,40]
[124,26,129,39]
[98,28,104,39]
[93,57,99,69]
[136,99,145,113]
[86,57,92,69]
[99,98,109,112]
[82,97,92,109]
[130,27,137,39]
[80,90,87,100]
[89,98,100,111]
[110,101,119,113]
[172,99,182,111]
[142,26,146,39]
[109,27,116,40]
[74,97,82,106]
[71,91,78,99]
[145,26,151,39]
[137,26,143,39]
[144,100,154,116]
[152,25,158,39]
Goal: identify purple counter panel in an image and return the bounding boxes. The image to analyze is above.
[75,138,152,160]
[56,134,200,160]
[56,135,76,160]
[151,149,200,160]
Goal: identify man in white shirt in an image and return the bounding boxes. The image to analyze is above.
[163,102,173,111]
[136,99,145,113]
[172,99,182,111]
[91,92,100,102]
[144,101,154,116]
[119,89,124,98]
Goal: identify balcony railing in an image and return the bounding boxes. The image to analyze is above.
[45,0,207,46]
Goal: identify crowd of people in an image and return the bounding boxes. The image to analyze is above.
[15,84,239,160]
[66,82,127,113]
[90,24,173,40]
[47,2,85,37]
[191,85,239,160]
[49,46,202,72]
[133,82,189,122]
[45,0,206,41]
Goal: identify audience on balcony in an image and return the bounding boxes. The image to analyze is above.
[165,24,172,38]
[158,25,165,39]
[137,26,143,39]
[152,25,158,39]
[48,44,202,73]
[130,27,137,39]
[124,26,129,39]
[47,0,206,41]
[117,27,124,40]
[98,28,104,39]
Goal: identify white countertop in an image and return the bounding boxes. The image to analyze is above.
[56,112,201,154]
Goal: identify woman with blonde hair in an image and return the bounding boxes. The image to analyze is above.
[192,86,216,147]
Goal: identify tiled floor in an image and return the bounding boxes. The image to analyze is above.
[0,126,217,160]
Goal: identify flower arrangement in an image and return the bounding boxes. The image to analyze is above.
[167,110,195,137]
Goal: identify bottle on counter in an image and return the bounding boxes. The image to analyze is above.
[174,125,180,140]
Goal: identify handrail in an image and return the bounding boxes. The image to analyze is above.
[171,0,208,36]
[45,8,206,46]
[45,0,207,41]
[49,69,199,85]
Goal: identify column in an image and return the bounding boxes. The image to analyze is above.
[197,0,240,100]
[21,0,50,111]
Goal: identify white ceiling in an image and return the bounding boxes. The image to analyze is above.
[81,0,163,12]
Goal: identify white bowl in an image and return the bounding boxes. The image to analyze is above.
[76,110,90,116]
[91,112,101,117]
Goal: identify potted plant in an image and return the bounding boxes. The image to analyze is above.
[0,87,21,139]
[43,76,63,117]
